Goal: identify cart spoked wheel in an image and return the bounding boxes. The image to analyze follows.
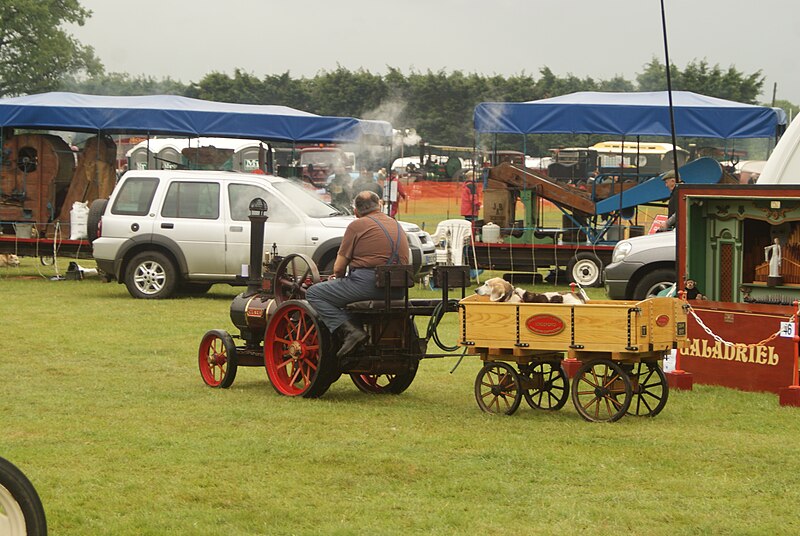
[198,329,238,388]
[624,361,669,417]
[274,253,320,304]
[264,300,335,398]
[571,359,632,422]
[520,361,570,411]
[474,362,522,415]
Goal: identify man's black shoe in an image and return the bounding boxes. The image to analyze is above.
[336,321,368,358]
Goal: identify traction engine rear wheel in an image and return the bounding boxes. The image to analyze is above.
[264,300,335,398]
[521,361,569,411]
[571,359,632,422]
[350,361,419,395]
[349,323,422,395]
[198,330,238,388]
[474,362,522,415]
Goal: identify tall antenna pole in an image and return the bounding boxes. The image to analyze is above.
[660,0,680,178]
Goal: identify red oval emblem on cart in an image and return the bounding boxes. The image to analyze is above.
[655,314,670,327]
[526,314,565,336]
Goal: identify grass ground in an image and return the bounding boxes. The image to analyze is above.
[2,258,800,534]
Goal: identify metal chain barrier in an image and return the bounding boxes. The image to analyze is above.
[686,302,796,347]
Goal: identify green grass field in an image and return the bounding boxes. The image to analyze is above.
[2,258,799,535]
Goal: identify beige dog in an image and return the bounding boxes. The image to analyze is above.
[0,253,20,267]
[475,277,586,304]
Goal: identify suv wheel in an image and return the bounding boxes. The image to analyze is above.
[125,251,178,299]
[568,253,603,287]
[632,268,676,300]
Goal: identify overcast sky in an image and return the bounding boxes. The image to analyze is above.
[70,0,799,106]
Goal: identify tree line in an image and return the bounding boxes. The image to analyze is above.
[2,1,796,157]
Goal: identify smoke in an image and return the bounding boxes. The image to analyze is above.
[342,98,421,169]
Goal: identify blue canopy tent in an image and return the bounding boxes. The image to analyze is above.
[474,91,786,138]
[0,92,392,144]
[473,91,788,240]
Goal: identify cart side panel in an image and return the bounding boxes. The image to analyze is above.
[570,303,640,351]
[644,297,689,351]
[460,296,520,348]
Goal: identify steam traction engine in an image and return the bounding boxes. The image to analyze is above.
[198,198,468,397]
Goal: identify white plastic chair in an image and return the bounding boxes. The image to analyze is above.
[430,219,480,282]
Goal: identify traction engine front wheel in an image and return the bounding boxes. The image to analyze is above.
[198,330,238,388]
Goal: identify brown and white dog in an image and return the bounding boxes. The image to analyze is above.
[0,253,20,268]
[475,277,586,304]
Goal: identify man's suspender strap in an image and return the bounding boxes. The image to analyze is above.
[367,215,402,265]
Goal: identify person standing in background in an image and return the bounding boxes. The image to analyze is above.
[327,164,353,213]
[460,170,481,221]
[658,169,682,231]
[383,170,407,218]
[351,167,383,200]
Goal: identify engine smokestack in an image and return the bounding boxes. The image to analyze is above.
[247,197,269,294]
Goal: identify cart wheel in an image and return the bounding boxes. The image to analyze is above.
[474,362,522,415]
[273,253,320,304]
[571,359,632,422]
[264,300,335,398]
[521,361,570,411]
[0,456,47,536]
[198,330,238,388]
[625,362,669,417]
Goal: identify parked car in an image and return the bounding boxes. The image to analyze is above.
[92,170,436,299]
[603,231,676,300]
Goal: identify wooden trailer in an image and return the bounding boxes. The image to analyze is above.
[459,295,688,421]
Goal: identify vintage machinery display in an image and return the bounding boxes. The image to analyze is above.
[198,197,469,396]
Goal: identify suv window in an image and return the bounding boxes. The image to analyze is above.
[272,181,340,217]
[111,177,159,215]
[161,181,220,219]
[228,183,300,224]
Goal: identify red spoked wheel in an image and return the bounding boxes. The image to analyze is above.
[264,300,335,398]
[571,359,632,422]
[198,330,238,388]
[350,362,419,395]
[273,253,320,304]
[349,323,421,395]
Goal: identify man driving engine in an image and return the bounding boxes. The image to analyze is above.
[306,190,409,358]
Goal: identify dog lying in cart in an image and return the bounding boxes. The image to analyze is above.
[459,287,689,422]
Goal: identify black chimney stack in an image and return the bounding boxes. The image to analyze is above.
[247,197,269,294]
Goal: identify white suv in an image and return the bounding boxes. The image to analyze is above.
[92,170,436,298]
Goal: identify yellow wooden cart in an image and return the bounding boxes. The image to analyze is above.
[459,295,688,422]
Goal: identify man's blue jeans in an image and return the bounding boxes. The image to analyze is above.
[306,268,397,332]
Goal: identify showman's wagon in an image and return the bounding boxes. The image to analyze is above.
[459,295,689,422]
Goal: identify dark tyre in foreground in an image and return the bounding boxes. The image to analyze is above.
[0,457,47,536]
